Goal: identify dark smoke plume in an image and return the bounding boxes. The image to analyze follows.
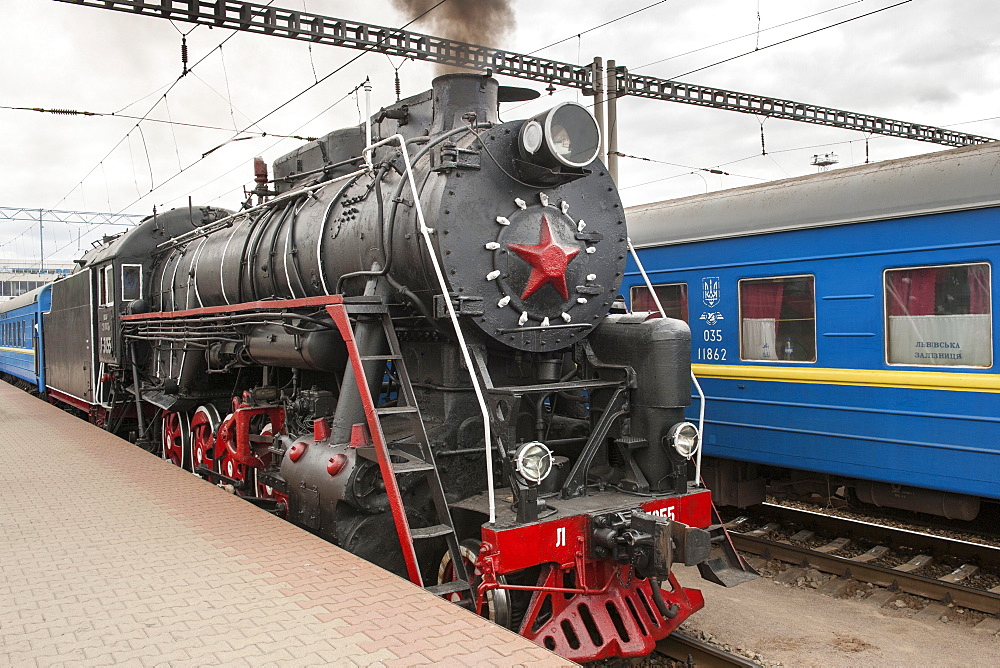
[391,0,516,74]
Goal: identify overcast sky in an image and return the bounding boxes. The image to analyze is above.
[2,0,999,264]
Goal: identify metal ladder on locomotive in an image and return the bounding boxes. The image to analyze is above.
[327,297,474,603]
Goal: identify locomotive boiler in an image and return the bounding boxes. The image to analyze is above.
[32,73,753,662]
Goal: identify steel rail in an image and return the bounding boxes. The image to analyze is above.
[729,510,1000,615]
[54,0,996,147]
[747,502,1000,569]
[657,631,761,668]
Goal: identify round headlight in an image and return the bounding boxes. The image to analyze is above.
[520,119,544,155]
[515,441,553,484]
[543,102,600,167]
[667,422,700,459]
[520,102,601,170]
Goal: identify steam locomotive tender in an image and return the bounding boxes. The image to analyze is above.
[31,74,752,661]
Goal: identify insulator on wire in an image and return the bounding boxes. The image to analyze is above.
[395,69,401,102]
[181,35,189,75]
[44,108,93,116]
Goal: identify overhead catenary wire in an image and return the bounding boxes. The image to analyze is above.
[37,2,452,263]
[612,150,756,180]
[526,0,674,56]
[0,107,315,140]
[24,1,996,262]
[188,86,367,207]
[669,0,913,79]
[46,5,267,212]
[717,110,1000,171]
[633,0,865,71]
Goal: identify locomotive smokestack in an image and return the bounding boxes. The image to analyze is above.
[431,73,500,133]
[391,0,515,75]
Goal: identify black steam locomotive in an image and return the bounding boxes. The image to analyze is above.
[28,74,752,661]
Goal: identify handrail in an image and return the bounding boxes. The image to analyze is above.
[368,133,498,524]
[627,239,705,484]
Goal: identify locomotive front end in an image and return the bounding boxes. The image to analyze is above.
[394,75,628,354]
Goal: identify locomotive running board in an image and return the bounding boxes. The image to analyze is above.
[327,299,475,605]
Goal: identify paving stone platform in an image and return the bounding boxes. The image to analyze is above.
[0,382,570,667]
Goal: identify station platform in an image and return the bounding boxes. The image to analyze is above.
[0,382,569,667]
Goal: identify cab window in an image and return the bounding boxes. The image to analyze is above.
[100,265,114,306]
[122,265,142,302]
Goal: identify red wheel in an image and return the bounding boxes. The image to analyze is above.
[438,538,511,627]
[191,405,221,475]
[162,411,190,470]
[216,412,249,488]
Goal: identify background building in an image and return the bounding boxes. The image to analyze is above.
[0,260,74,301]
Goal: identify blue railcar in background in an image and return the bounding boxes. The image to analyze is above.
[622,142,1000,521]
[0,284,51,393]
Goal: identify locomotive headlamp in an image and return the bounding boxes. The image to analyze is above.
[519,102,600,169]
[519,120,544,156]
[515,441,554,484]
[667,422,700,459]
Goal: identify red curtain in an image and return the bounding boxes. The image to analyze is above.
[887,269,936,316]
[969,265,991,315]
[632,287,661,317]
[741,282,784,319]
[632,286,688,321]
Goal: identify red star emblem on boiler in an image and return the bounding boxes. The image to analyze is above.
[508,215,581,300]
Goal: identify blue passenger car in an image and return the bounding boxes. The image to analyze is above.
[622,143,1000,521]
[0,284,51,393]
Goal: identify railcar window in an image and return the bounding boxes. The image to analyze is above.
[885,263,992,367]
[629,283,689,321]
[121,265,142,302]
[739,276,816,362]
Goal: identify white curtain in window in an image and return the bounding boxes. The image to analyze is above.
[887,314,992,367]
[742,318,778,360]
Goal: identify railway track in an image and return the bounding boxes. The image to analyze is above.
[726,503,1000,616]
[656,632,760,667]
